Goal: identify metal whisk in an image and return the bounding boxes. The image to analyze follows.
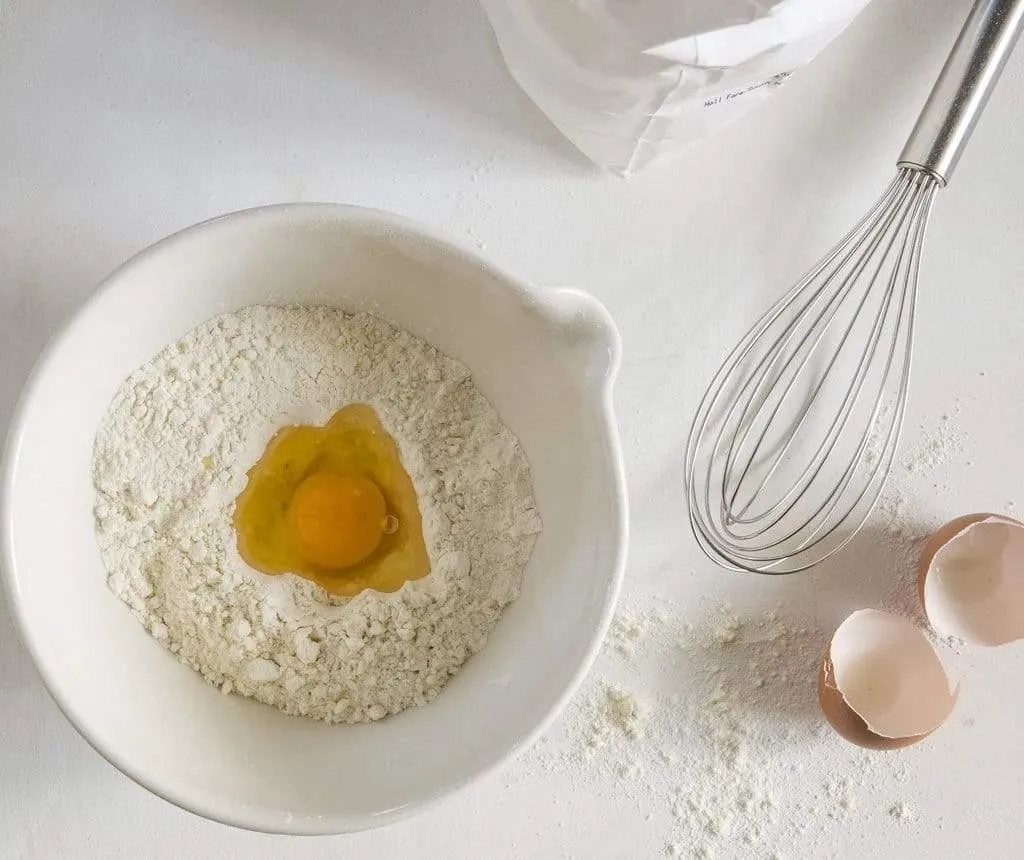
[686,0,1024,574]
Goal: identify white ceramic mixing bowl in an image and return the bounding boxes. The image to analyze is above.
[1,204,627,834]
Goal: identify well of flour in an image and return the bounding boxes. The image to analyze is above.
[92,305,542,724]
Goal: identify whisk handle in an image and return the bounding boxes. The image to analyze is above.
[898,0,1024,185]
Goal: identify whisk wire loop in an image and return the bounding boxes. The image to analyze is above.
[685,168,939,573]
[720,174,918,527]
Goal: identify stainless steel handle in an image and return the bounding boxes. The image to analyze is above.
[898,0,1024,185]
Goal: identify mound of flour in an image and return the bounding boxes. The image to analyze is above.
[92,305,541,723]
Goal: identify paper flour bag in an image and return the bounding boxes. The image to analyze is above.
[481,0,873,173]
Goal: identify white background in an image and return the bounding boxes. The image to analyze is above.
[3,0,1024,857]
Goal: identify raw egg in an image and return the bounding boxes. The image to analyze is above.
[917,513,1024,647]
[818,609,957,750]
[233,403,429,596]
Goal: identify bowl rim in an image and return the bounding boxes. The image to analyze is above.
[0,202,629,834]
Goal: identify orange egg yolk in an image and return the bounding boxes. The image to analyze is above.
[232,402,430,597]
[287,473,387,569]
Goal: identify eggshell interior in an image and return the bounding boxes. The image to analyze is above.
[818,656,921,750]
[829,609,956,739]
[922,516,1024,646]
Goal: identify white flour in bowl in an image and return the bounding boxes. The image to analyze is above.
[92,305,542,723]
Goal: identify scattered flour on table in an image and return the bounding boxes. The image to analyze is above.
[92,305,541,724]
[902,413,964,478]
[531,602,923,857]
[582,684,644,758]
[888,800,914,821]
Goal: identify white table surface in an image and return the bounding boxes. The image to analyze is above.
[4,0,1024,857]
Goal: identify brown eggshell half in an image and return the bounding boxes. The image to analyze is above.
[817,653,923,751]
[917,513,1010,607]
[917,513,1024,644]
[817,609,957,749]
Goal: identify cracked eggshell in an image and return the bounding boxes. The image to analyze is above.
[917,513,1024,646]
[818,609,957,750]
